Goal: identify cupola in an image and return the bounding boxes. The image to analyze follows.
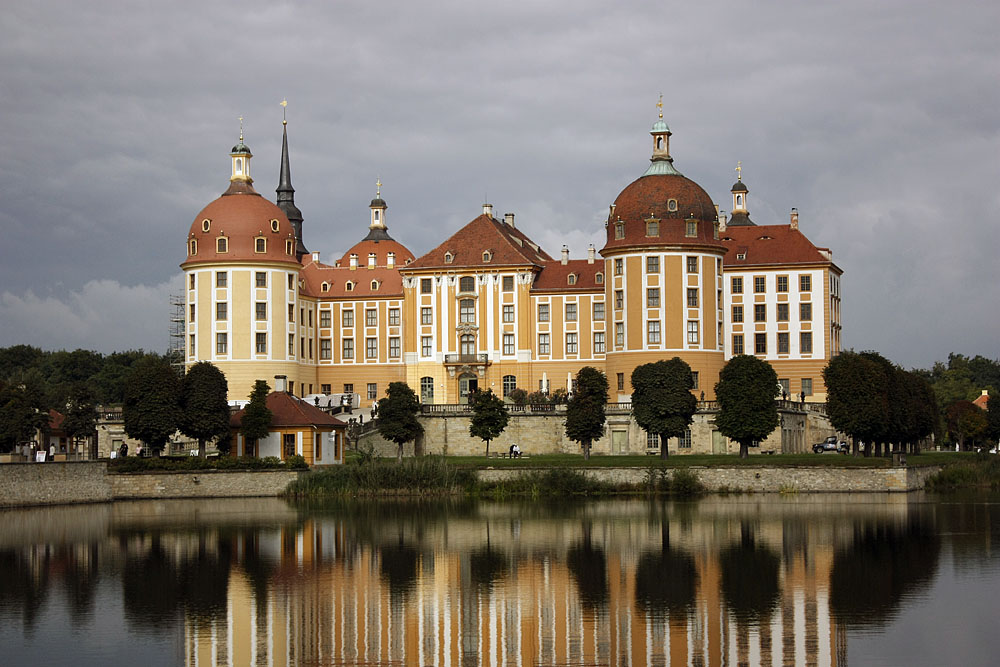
[230,117,252,183]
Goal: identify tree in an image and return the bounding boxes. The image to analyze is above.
[565,366,609,460]
[987,392,1000,451]
[468,388,509,457]
[631,358,697,460]
[946,400,986,451]
[179,361,230,458]
[0,377,48,453]
[240,380,273,457]
[377,381,424,462]
[123,356,181,455]
[60,383,97,456]
[715,355,780,459]
[824,351,889,456]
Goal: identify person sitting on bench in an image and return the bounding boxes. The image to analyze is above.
[510,443,521,458]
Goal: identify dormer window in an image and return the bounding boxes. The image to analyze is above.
[444,251,454,264]
[321,282,330,292]
[567,273,577,286]
[202,218,211,232]
[255,237,266,253]
[686,220,697,237]
[285,240,294,255]
[667,199,678,212]
[345,281,354,292]
[270,219,280,233]
[371,280,380,290]
[614,221,625,239]
[482,250,492,263]
[737,251,747,260]
[189,239,197,256]
[216,237,228,253]
[757,235,772,241]
[646,220,659,237]
[596,272,604,284]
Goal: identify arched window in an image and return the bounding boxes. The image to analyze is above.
[459,276,475,292]
[371,280,379,290]
[420,377,434,403]
[216,237,228,253]
[502,375,517,397]
[255,237,266,253]
[189,239,197,255]
[285,240,294,255]
[567,273,577,285]
[482,250,492,262]
[595,272,604,284]
[459,299,475,324]
[345,281,354,292]
[444,251,454,264]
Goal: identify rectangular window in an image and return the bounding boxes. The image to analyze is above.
[288,304,295,322]
[189,303,195,322]
[679,429,692,449]
[615,223,625,239]
[777,275,789,292]
[731,276,743,294]
[288,334,295,357]
[593,302,605,321]
[365,308,377,326]
[189,274,195,290]
[342,309,354,327]
[538,303,550,322]
[800,331,813,354]
[421,336,433,356]
[538,333,550,355]
[366,338,377,359]
[691,371,699,390]
[320,338,331,359]
[593,332,605,353]
[288,274,294,290]
[503,305,514,323]
[421,278,433,293]
[566,333,578,354]
[300,308,304,324]
[216,302,227,320]
[216,271,227,288]
[342,338,354,359]
[614,258,623,275]
[802,378,813,396]
[565,303,577,321]
[755,333,767,354]
[308,310,313,327]
[308,339,313,359]
[754,276,766,293]
[300,337,304,357]
[502,276,514,291]
[321,384,331,394]
[255,332,267,354]
[777,332,790,354]
[647,288,660,307]
[389,337,400,358]
[732,305,743,323]
[343,383,354,395]
[256,302,266,320]
[420,377,434,403]
[687,288,699,307]
[459,276,475,292]
[646,220,659,237]
[754,304,766,322]
[188,334,195,356]
[615,322,624,347]
[732,334,744,355]
[800,274,812,291]
[502,375,516,397]
[318,310,330,328]
[687,321,699,344]
[777,303,789,321]
[367,383,378,400]
[421,307,432,324]
[686,256,698,273]
[617,373,625,391]
[647,320,661,344]
[615,290,624,310]
[216,333,227,354]
[646,256,660,273]
[503,333,514,355]
[800,302,812,321]
[459,299,475,323]
[388,308,400,326]
[256,272,266,288]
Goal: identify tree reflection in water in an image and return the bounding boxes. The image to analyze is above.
[378,541,419,602]
[829,516,940,629]
[0,548,52,635]
[634,520,698,621]
[566,521,609,610]
[719,521,781,624]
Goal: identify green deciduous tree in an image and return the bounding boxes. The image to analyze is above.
[565,366,609,460]
[377,381,424,462]
[631,358,697,460]
[946,400,986,451]
[824,351,889,456]
[240,380,273,456]
[123,356,181,455]
[60,383,97,455]
[0,376,48,453]
[179,361,230,458]
[715,355,780,459]
[468,388,509,457]
[986,392,1000,451]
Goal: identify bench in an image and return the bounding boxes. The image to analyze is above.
[646,448,660,456]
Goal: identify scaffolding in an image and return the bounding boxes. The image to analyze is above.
[168,291,186,374]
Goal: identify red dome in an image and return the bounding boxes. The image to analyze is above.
[181,182,300,268]
[602,173,723,252]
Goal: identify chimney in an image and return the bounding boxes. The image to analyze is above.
[504,212,515,227]
[483,203,493,217]
[790,208,799,230]
[311,251,321,262]
[561,245,569,265]
[587,244,595,264]
[718,210,728,233]
[274,375,287,393]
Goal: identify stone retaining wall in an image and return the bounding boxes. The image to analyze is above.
[0,462,113,507]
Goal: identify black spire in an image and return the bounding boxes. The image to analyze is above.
[276,123,308,257]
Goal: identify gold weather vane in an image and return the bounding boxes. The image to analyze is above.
[376,178,382,198]
[281,99,288,125]
[736,161,742,181]
[657,94,663,119]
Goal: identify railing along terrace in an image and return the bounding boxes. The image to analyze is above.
[443,353,490,364]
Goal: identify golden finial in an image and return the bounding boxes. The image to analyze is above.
[239,115,244,142]
[376,178,382,198]
[280,99,288,125]
[736,161,742,181]
[656,94,663,119]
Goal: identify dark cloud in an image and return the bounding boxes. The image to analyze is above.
[1,0,998,367]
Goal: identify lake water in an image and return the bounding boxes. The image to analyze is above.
[1,492,999,666]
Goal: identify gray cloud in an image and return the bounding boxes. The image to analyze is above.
[1,0,998,366]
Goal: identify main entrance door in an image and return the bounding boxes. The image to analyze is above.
[459,373,478,403]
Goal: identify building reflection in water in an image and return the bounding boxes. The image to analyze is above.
[0,496,944,666]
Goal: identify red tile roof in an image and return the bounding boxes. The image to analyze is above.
[973,392,990,410]
[299,261,403,299]
[532,259,604,293]
[406,214,552,270]
[231,392,345,429]
[48,409,65,431]
[720,224,840,269]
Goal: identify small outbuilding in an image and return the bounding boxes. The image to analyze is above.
[230,391,345,465]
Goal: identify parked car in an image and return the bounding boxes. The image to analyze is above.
[813,436,849,454]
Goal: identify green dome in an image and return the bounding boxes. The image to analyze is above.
[650,119,669,133]
[231,141,252,155]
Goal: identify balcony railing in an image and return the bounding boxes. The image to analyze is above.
[420,399,826,416]
[443,353,490,364]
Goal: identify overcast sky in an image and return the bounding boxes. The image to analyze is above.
[1,0,998,370]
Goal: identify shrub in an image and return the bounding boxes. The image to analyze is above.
[670,469,705,497]
[507,388,528,405]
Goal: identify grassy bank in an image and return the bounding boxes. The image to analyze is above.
[925,455,1000,491]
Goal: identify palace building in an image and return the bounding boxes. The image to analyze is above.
[181,109,842,410]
